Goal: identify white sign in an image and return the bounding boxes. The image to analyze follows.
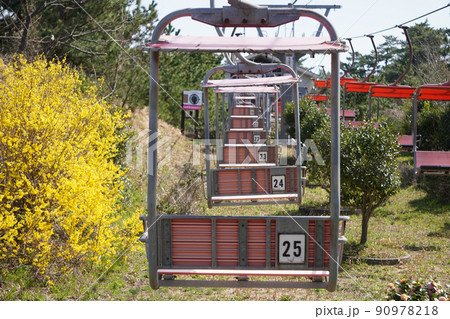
[271,175,286,192]
[258,151,268,162]
[183,90,202,110]
[279,234,306,264]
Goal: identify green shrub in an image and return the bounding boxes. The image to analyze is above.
[310,122,401,244]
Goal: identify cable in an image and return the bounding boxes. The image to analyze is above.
[349,3,449,39]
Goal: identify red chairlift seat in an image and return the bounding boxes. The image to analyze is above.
[307,94,328,101]
[398,135,414,151]
[415,151,450,175]
[369,85,416,99]
[326,108,355,119]
[413,83,450,175]
[344,121,379,129]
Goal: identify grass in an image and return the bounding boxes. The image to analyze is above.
[1,118,449,301]
[2,184,448,301]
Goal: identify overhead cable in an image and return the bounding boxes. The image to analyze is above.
[349,3,449,39]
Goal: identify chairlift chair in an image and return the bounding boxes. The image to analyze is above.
[143,1,347,291]
[412,83,450,175]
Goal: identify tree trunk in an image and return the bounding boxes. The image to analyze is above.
[19,2,31,53]
[360,207,371,245]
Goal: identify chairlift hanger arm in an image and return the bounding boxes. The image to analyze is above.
[151,6,340,44]
[361,35,378,82]
[342,38,355,78]
[392,26,412,86]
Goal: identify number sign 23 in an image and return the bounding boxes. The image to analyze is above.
[279,234,305,264]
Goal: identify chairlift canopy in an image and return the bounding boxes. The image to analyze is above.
[147,35,346,54]
[315,77,357,88]
[344,81,379,93]
[214,86,279,93]
[370,85,416,98]
[415,85,450,101]
[202,75,297,88]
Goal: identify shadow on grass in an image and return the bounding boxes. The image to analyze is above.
[427,221,450,239]
[342,240,367,257]
[409,195,450,215]
[403,244,441,252]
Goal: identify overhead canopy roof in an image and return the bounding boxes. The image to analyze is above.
[202,75,297,88]
[370,85,416,99]
[315,77,358,88]
[344,81,379,93]
[415,85,450,101]
[214,86,278,93]
[398,135,413,148]
[147,35,347,54]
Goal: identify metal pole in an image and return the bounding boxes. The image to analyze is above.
[293,83,302,205]
[368,92,372,120]
[328,52,341,292]
[204,87,213,208]
[275,92,279,165]
[265,93,270,132]
[148,50,160,290]
[342,89,346,122]
[377,97,380,122]
[412,94,418,173]
[215,92,220,139]
[222,94,226,138]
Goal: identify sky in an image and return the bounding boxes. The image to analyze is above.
[145,0,449,74]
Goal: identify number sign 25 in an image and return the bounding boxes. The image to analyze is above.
[279,234,305,264]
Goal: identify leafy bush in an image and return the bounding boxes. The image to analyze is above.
[310,122,401,244]
[283,97,330,141]
[386,279,449,301]
[0,56,140,281]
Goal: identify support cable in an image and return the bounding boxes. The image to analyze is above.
[348,3,449,39]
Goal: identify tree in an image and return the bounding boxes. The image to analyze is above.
[0,0,158,107]
[307,123,400,245]
[283,97,330,141]
[158,51,224,128]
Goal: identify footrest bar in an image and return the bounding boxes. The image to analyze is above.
[158,269,329,277]
[159,280,329,289]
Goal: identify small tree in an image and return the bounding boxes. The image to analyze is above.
[283,97,330,141]
[310,122,401,245]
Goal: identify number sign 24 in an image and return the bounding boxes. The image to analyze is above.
[279,234,305,264]
[271,175,285,191]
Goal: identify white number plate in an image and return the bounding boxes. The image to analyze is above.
[271,175,286,192]
[258,151,268,162]
[253,135,261,143]
[279,234,306,264]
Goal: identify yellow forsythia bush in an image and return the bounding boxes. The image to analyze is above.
[0,56,140,279]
